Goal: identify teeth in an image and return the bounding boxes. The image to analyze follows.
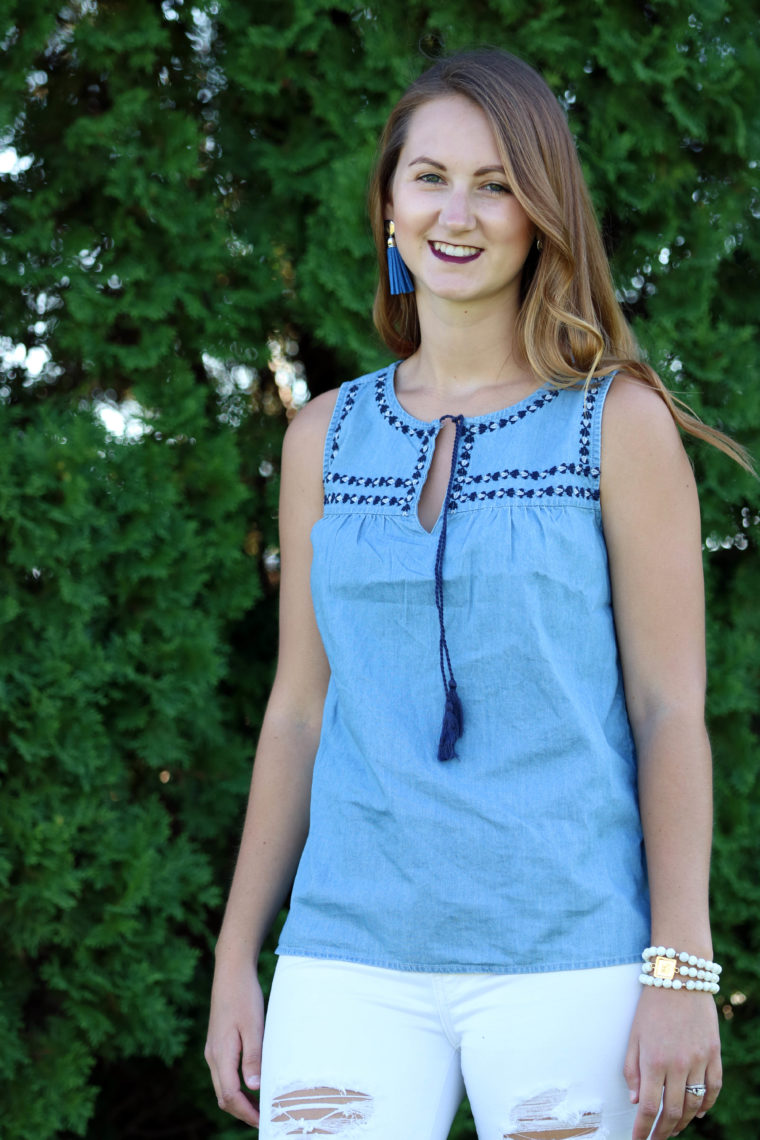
[432,241,480,258]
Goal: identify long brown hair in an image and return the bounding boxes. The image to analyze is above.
[369,49,752,470]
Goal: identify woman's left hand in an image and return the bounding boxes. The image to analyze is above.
[623,986,722,1139]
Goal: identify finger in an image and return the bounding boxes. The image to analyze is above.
[206,1040,261,1127]
[218,1086,260,1127]
[651,1074,688,1140]
[623,1040,641,1105]
[241,1036,263,1096]
[204,1041,225,1106]
[674,1073,707,1135]
[631,1072,664,1140]
[697,1056,723,1118]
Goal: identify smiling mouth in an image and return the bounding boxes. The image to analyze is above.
[430,240,482,263]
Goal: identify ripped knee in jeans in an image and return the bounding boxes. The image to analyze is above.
[269,1085,373,1135]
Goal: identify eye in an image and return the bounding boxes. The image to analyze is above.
[417,172,444,184]
[483,181,510,195]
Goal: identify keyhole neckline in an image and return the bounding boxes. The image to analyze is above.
[416,414,464,536]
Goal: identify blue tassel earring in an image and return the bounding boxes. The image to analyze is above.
[385,220,414,295]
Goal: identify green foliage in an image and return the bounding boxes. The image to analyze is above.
[0,396,265,1138]
[0,0,757,1137]
[0,2,281,1136]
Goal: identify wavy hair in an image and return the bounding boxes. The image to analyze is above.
[369,49,751,469]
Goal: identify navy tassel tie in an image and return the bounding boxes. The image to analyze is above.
[438,681,463,760]
[434,414,465,761]
[386,220,414,295]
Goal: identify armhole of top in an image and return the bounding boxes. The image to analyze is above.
[589,369,621,477]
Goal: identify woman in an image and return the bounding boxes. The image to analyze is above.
[206,49,746,1139]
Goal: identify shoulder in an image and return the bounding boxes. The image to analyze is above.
[600,372,697,524]
[281,388,339,469]
[601,372,691,481]
[282,365,390,469]
[283,388,340,449]
[278,389,341,517]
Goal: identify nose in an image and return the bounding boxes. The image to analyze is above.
[438,186,475,231]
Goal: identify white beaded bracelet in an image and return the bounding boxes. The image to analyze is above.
[639,946,722,994]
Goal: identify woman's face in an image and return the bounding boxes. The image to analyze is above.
[387,95,536,313]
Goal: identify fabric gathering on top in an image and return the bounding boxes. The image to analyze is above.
[276,362,650,974]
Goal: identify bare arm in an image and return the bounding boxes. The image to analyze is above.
[601,376,721,1140]
[205,389,338,1126]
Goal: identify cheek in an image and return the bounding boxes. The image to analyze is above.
[390,196,432,249]
[508,209,537,251]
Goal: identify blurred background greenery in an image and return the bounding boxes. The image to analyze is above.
[0,1,757,1137]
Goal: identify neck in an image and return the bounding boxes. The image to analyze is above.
[404,292,532,396]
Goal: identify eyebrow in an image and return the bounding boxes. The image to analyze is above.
[407,156,507,177]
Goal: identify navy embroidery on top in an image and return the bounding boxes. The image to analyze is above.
[324,371,602,512]
[376,370,562,435]
[467,387,560,432]
[456,483,599,504]
[324,472,415,513]
[459,461,594,486]
[326,474,415,490]
[579,382,597,467]
[329,382,359,466]
[375,373,435,442]
[325,419,437,514]
[324,490,408,509]
[442,384,601,508]
[449,431,599,508]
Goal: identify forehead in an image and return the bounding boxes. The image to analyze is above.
[399,95,502,164]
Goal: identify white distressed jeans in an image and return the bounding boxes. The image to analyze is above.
[259,955,642,1139]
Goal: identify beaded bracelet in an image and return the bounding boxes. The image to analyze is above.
[638,946,722,994]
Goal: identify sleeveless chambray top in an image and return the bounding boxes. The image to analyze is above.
[276,362,650,973]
